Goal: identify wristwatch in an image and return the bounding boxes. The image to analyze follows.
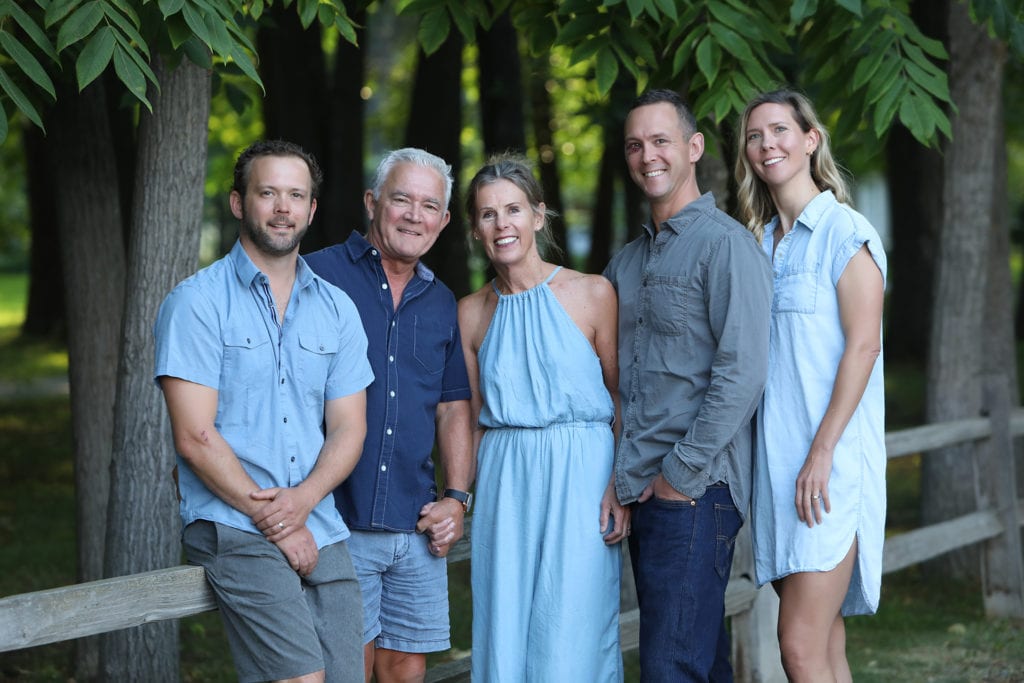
[443,488,473,513]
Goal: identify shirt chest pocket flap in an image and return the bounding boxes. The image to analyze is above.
[774,266,818,314]
[298,332,340,386]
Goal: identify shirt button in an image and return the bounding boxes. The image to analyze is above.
[319,344,324,351]
[371,249,378,256]
[246,337,251,344]
[290,456,295,462]
[389,390,396,398]
[625,431,632,439]
[631,394,636,402]
[283,417,288,423]
[280,378,285,385]
[382,283,388,290]
[638,317,644,325]
[392,320,396,327]
[389,355,395,362]
[386,428,393,435]
[381,465,387,472]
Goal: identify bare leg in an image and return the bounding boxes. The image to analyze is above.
[372,648,426,683]
[278,671,325,683]
[776,539,858,683]
[364,642,375,683]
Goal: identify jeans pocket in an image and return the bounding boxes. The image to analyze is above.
[714,503,742,580]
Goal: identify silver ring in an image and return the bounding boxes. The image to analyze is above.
[277,522,285,530]
[811,494,820,500]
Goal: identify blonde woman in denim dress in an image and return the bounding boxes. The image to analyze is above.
[736,90,887,683]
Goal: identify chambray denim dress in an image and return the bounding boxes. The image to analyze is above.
[752,190,887,616]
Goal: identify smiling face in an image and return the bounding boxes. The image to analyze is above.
[365,162,451,267]
[231,155,316,258]
[471,178,545,267]
[743,101,819,190]
[624,101,705,219]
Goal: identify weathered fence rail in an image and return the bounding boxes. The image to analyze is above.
[3,397,1023,682]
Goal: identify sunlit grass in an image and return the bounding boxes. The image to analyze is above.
[0,273,68,383]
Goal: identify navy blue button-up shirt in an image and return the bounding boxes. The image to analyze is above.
[305,232,471,531]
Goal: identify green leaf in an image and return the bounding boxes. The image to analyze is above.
[789,0,817,25]
[707,1,761,42]
[671,28,701,76]
[204,7,234,58]
[555,13,605,46]
[297,0,317,29]
[102,1,150,55]
[653,0,677,22]
[75,25,116,89]
[181,1,211,46]
[872,78,905,137]
[335,15,358,46]
[397,0,443,14]
[45,0,82,28]
[0,64,44,128]
[625,0,645,21]
[0,30,56,98]
[229,43,263,90]
[894,10,948,59]
[851,35,893,90]
[569,35,606,63]
[695,35,720,86]
[905,60,950,102]
[448,2,476,43]
[864,57,902,106]
[610,41,642,82]
[708,23,755,63]
[418,7,449,54]
[8,1,60,62]
[713,91,732,123]
[166,11,191,48]
[158,0,185,16]
[595,45,618,94]
[56,0,103,52]
[835,0,862,16]
[112,43,149,106]
[902,41,946,81]
[182,34,213,68]
[112,30,159,85]
[617,25,657,65]
[0,99,8,142]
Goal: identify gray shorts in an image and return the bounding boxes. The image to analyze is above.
[183,520,363,683]
[348,529,450,653]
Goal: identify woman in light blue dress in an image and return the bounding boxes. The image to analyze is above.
[736,90,887,683]
[458,154,628,681]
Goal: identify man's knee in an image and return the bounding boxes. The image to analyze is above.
[373,648,426,683]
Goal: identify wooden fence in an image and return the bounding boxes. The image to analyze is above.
[3,376,1023,682]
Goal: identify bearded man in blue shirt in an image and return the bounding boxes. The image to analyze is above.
[305,148,473,683]
[155,140,374,683]
[603,90,773,681]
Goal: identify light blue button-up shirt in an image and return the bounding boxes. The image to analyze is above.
[154,241,374,548]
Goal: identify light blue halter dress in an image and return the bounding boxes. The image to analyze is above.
[470,267,623,682]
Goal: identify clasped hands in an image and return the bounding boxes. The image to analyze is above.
[250,486,318,576]
[416,498,465,558]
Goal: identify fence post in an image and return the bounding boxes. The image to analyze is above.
[730,523,786,683]
[977,374,1024,618]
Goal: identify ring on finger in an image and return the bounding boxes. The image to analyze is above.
[811,493,820,500]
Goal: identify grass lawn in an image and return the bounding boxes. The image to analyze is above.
[1,272,1022,681]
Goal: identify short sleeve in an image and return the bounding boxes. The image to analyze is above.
[830,208,888,289]
[439,316,471,403]
[153,283,223,390]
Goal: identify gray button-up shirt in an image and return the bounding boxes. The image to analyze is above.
[603,193,772,517]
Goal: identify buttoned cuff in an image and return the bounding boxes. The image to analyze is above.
[661,450,711,500]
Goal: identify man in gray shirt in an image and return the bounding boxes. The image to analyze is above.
[603,89,772,681]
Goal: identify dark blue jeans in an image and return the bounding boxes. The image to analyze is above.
[628,482,742,683]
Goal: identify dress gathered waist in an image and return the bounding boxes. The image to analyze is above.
[484,420,610,432]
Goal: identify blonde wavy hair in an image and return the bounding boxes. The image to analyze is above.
[734,89,851,242]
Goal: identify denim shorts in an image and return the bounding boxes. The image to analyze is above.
[347,529,451,653]
[183,520,363,683]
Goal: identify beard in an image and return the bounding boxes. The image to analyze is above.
[241,211,308,257]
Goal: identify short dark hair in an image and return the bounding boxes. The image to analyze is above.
[232,140,324,199]
[628,89,698,137]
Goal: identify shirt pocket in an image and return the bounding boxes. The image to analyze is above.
[222,329,271,385]
[647,276,687,335]
[298,332,340,403]
[774,267,818,314]
[413,316,452,375]
[220,329,270,440]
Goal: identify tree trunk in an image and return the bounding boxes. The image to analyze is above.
[405,34,469,297]
[47,78,127,681]
[323,5,368,248]
[477,10,526,156]
[258,5,330,251]
[527,52,567,262]
[22,124,65,339]
[884,123,940,371]
[922,0,1006,579]
[884,0,946,369]
[587,122,619,275]
[100,56,211,681]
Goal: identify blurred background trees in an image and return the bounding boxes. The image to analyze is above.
[1,0,1023,678]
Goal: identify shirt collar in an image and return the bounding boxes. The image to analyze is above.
[229,239,315,290]
[642,192,717,238]
[794,190,835,233]
[343,231,437,283]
